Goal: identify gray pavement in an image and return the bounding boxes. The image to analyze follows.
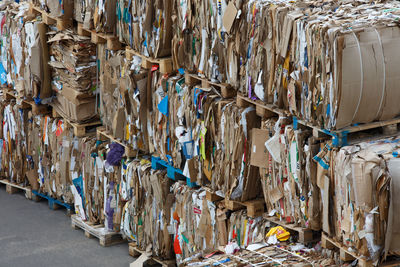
[0,186,133,267]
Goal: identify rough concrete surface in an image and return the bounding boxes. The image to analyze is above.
[0,186,133,267]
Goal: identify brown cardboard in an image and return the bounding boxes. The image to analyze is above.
[26,169,39,191]
[250,128,270,168]
[53,93,96,123]
[322,175,330,235]
[223,2,238,33]
[112,107,126,140]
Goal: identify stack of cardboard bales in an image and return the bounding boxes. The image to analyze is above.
[120,160,175,259]
[117,0,173,58]
[0,2,52,101]
[98,45,150,152]
[48,29,97,123]
[3,1,400,266]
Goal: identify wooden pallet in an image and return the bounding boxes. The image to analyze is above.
[52,108,101,137]
[0,179,32,200]
[91,30,121,51]
[185,73,236,99]
[321,233,373,266]
[224,198,265,218]
[32,190,74,215]
[295,116,400,147]
[4,90,51,115]
[263,215,320,244]
[205,189,224,202]
[126,47,173,74]
[236,93,289,118]
[71,215,125,247]
[96,126,138,158]
[29,4,72,31]
[128,242,176,267]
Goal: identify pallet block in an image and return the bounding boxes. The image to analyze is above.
[77,23,91,37]
[90,31,121,50]
[236,93,287,118]
[205,189,224,202]
[30,4,72,31]
[225,198,265,218]
[128,243,176,267]
[0,179,32,200]
[185,73,236,98]
[71,215,125,247]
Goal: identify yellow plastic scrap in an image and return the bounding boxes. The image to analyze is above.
[266,226,290,241]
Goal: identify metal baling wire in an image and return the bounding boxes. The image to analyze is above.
[350,31,364,123]
[273,245,315,265]
[229,253,258,266]
[374,28,386,120]
[234,249,284,266]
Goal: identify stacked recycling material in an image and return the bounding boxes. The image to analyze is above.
[98,45,150,153]
[152,78,263,202]
[171,0,240,85]
[0,2,52,101]
[0,2,31,93]
[148,72,181,160]
[32,0,74,19]
[257,118,322,231]
[170,183,220,265]
[72,138,127,231]
[27,114,96,204]
[315,136,400,263]
[121,161,175,260]
[93,0,116,33]
[48,29,97,122]
[73,0,91,26]
[23,17,52,100]
[1,102,28,184]
[117,0,173,58]
[173,0,400,130]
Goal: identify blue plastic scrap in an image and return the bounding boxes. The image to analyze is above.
[158,95,169,116]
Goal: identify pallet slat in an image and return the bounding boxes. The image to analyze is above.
[96,126,137,158]
[71,215,125,247]
[32,190,74,215]
[126,47,173,74]
[225,198,265,218]
[321,233,372,266]
[29,4,72,31]
[128,242,176,267]
[185,73,236,98]
[0,179,32,200]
